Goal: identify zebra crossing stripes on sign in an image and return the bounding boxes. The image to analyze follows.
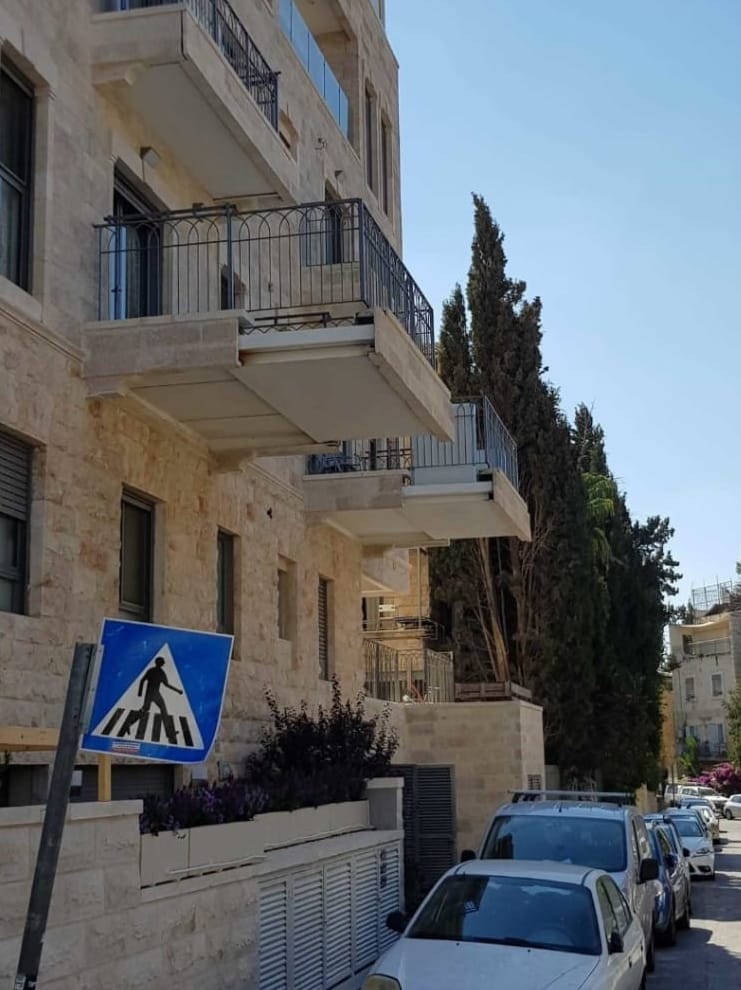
[80,618,233,765]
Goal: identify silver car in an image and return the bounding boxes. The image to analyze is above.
[723,794,741,819]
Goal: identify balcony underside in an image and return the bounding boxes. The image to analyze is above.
[304,470,532,547]
[91,7,295,200]
[361,548,411,597]
[83,309,453,459]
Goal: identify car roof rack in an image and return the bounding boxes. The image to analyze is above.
[510,790,634,806]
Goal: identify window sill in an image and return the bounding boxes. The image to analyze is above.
[0,275,43,327]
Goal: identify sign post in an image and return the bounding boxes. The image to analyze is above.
[14,642,96,990]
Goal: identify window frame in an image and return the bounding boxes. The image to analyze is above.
[317,575,332,680]
[0,429,31,615]
[0,60,34,291]
[601,876,631,936]
[380,116,391,215]
[711,672,723,697]
[216,529,235,635]
[685,676,695,702]
[364,86,377,192]
[119,489,154,622]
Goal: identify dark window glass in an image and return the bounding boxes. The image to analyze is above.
[119,492,153,620]
[318,576,330,679]
[0,65,33,289]
[482,814,627,873]
[407,874,601,957]
[0,429,31,614]
[216,530,234,635]
[109,176,161,319]
[381,119,391,215]
[365,89,375,190]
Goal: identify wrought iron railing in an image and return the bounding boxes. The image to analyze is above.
[363,614,443,640]
[112,0,279,128]
[306,397,519,488]
[95,199,435,364]
[364,640,454,703]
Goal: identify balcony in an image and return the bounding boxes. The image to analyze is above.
[684,638,731,660]
[304,397,531,546]
[83,200,453,459]
[91,0,295,200]
[364,640,454,703]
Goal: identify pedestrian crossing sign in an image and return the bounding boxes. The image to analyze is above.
[80,619,233,765]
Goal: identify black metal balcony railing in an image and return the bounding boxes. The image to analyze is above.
[364,640,454,704]
[114,0,278,129]
[306,397,519,489]
[95,200,435,365]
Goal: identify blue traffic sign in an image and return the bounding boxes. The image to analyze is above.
[80,618,233,764]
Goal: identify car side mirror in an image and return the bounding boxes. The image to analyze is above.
[460,849,477,863]
[683,848,690,858]
[608,930,624,955]
[639,857,659,883]
[386,911,407,934]
[665,852,678,870]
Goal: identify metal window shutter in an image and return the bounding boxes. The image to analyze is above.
[416,766,457,894]
[378,845,402,953]
[353,851,379,970]
[318,578,329,671]
[0,432,31,520]
[259,880,289,990]
[323,860,352,988]
[293,870,324,990]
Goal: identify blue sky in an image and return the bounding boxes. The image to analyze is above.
[387,0,741,603]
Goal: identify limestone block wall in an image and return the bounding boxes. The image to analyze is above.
[392,699,546,853]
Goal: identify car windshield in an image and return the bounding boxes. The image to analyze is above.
[407,874,601,956]
[673,818,703,838]
[482,815,627,872]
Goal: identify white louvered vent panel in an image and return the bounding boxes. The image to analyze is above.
[259,879,289,990]
[324,860,353,988]
[293,870,324,990]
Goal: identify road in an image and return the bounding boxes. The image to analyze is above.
[649,817,741,989]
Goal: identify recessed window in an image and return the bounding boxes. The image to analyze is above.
[318,576,333,679]
[0,62,34,290]
[711,673,723,697]
[0,429,31,614]
[364,87,376,192]
[380,118,391,216]
[119,491,153,621]
[216,530,235,635]
[685,677,695,702]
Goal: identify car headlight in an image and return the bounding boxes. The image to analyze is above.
[364,977,402,990]
[693,846,712,856]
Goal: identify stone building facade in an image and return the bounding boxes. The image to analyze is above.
[0,0,531,803]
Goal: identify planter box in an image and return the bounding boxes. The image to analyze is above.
[257,800,370,849]
[188,819,264,872]
[140,830,189,886]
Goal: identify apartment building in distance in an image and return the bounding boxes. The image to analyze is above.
[669,580,741,765]
[0,0,532,805]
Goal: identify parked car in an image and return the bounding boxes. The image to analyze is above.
[668,815,715,880]
[645,822,691,944]
[678,799,720,841]
[366,860,647,990]
[723,794,741,819]
[678,785,727,815]
[643,815,692,900]
[465,794,659,973]
[665,806,712,842]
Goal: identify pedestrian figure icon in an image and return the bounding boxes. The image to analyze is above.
[118,656,184,743]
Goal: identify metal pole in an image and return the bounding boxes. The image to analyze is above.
[14,642,96,990]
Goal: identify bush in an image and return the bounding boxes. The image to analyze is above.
[245,677,399,811]
[695,762,741,796]
[139,680,398,832]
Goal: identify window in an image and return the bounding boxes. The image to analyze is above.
[0,62,33,289]
[601,877,631,936]
[364,87,376,191]
[682,634,693,655]
[109,173,161,320]
[712,673,723,697]
[380,118,391,215]
[119,491,153,621]
[0,429,31,614]
[318,576,332,679]
[596,879,619,941]
[278,559,295,641]
[685,677,695,702]
[216,530,234,635]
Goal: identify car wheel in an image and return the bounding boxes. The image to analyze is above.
[678,896,691,930]
[725,809,732,820]
[647,932,656,972]
[710,871,717,881]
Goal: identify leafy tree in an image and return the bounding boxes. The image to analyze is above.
[679,735,700,779]
[725,684,741,768]
[437,284,472,398]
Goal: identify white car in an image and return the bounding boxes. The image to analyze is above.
[677,785,727,815]
[724,794,741,819]
[678,799,720,840]
[365,860,646,990]
[670,816,716,879]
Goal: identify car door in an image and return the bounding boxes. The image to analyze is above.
[596,878,631,989]
[602,878,644,990]
[631,817,655,941]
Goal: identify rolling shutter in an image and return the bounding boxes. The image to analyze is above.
[353,851,379,970]
[0,432,31,520]
[323,860,352,988]
[318,577,329,678]
[293,871,324,990]
[259,880,289,990]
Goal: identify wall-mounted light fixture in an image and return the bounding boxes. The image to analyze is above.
[140,146,161,169]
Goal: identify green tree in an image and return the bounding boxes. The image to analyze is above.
[679,735,700,778]
[437,284,472,398]
[725,684,741,768]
